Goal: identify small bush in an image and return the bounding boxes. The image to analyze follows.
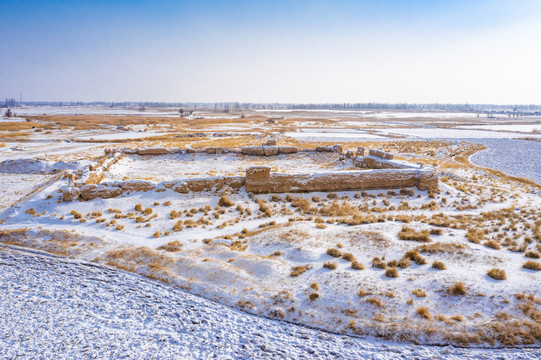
[412,289,426,298]
[309,293,319,301]
[487,268,506,280]
[316,223,327,229]
[153,231,161,238]
[310,282,319,290]
[432,261,446,270]
[135,204,143,212]
[163,201,171,206]
[351,261,365,270]
[385,268,399,278]
[323,262,337,270]
[430,228,443,235]
[219,195,234,207]
[416,306,431,319]
[448,282,466,296]
[326,248,342,258]
[143,208,153,215]
[115,225,124,231]
[523,261,541,271]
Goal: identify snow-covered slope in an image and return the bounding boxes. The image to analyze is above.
[1,246,538,359]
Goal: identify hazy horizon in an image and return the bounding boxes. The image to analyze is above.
[2,0,541,104]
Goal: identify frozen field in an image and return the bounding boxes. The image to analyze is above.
[458,124,541,133]
[469,139,541,184]
[1,247,538,359]
[376,127,541,139]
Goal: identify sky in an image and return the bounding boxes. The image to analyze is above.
[1,0,541,104]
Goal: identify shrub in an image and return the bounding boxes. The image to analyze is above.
[487,268,506,280]
[153,202,160,206]
[135,204,143,212]
[290,264,312,277]
[310,282,319,290]
[432,261,446,270]
[323,262,337,270]
[412,289,426,298]
[416,306,431,319]
[430,228,443,235]
[523,261,541,271]
[448,282,466,296]
[341,253,356,262]
[326,248,342,258]
[316,224,327,229]
[163,201,171,206]
[450,315,464,322]
[115,225,124,231]
[385,268,399,278]
[309,293,319,301]
[351,261,365,270]
[398,226,431,242]
[219,195,234,207]
[143,208,153,215]
[153,231,161,238]
[173,221,184,232]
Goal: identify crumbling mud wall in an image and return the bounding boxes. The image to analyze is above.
[63,143,438,201]
[245,167,437,193]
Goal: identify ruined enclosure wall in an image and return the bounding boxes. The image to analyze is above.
[246,169,438,193]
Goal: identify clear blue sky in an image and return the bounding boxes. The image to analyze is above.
[1,0,540,103]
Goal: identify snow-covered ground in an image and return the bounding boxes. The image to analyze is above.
[1,246,538,359]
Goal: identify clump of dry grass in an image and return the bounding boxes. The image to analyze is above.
[135,204,143,212]
[309,293,319,301]
[290,264,312,277]
[351,261,365,270]
[326,248,342,258]
[448,282,466,296]
[384,267,399,278]
[323,262,337,270]
[432,261,446,270]
[466,228,485,244]
[310,282,318,290]
[483,240,501,250]
[366,297,384,308]
[316,223,327,229]
[416,306,431,319]
[523,261,541,271]
[157,240,183,252]
[153,231,161,238]
[342,252,356,262]
[398,226,431,242]
[403,250,427,265]
[219,195,234,207]
[0,141,6,147]
[487,268,506,280]
[525,251,540,259]
[372,257,387,269]
[412,289,426,298]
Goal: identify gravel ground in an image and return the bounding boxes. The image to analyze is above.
[0,246,539,359]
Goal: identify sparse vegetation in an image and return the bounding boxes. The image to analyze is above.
[487,268,507,280]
